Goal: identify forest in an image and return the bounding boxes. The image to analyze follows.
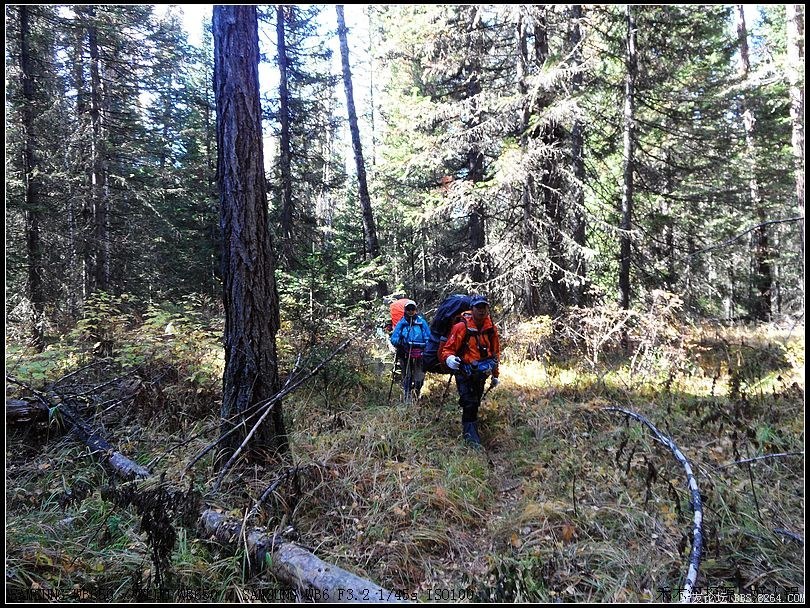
[5,4,805,603]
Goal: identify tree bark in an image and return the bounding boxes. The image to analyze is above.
[534,11,567,311]
[466,147,486,285]
[7,398,49,425]
[336,5,387,298]
[619,5,636,315]
[18,6,45,351]
[785,4,804,294]
[199,510,407,603]
[516,12,537,315]
[213,5,288,460]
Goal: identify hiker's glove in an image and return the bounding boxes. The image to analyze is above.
[446,355,461,370]
[490,378,500,389]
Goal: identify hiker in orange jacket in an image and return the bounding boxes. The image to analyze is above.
[440,294,500,447]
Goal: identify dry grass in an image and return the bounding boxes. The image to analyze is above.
[5,315,805,602]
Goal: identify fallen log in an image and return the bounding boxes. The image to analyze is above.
[7,398,50,425]
[199,509,406,603]
[8,370,406,602]
[6,381,150,481]
[58,399,151,480]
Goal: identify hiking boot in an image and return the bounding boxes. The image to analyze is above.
[462,421,482,448]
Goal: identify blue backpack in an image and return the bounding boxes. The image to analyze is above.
[423,294,472,373]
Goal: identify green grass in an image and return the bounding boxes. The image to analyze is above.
[6,319,805,602]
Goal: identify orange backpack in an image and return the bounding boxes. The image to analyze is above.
[389,298,415,329]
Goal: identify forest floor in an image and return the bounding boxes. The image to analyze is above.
[5,307,805,602]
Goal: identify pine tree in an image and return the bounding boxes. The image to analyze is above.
[214,5,288,459]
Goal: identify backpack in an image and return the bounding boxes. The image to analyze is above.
[423,294,472,373]
[389,298,414,331]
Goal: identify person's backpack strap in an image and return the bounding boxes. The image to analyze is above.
[459,315,495,360]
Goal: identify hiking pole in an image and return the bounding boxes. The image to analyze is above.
[402,342,414,403]
[441,373,453,400]
[386,353,398,405]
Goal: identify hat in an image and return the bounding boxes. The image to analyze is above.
[404,299,417,309]
[470,295,490,307]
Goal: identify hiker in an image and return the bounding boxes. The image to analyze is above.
[390,300,431,402]
[440,294,500,447]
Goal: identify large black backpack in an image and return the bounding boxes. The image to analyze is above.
[423,294,471,373]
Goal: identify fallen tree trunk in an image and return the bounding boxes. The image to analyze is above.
[8,374,405,602]
[7,398,49,425]
[6,385,150,481]
[199,509,406,603]
[57,399,152,480]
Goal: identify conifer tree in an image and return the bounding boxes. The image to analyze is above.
[213,4,288,459]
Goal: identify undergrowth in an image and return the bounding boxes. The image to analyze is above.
[5,296,805,602]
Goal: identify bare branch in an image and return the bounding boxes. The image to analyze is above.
[604,407,703,603]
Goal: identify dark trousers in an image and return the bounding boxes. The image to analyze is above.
[401,355,424,392]
[456,372,487,423]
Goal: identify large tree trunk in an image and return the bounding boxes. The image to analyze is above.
[71,10,94,303]
[277,5,295,269]
[736,5,772,321]
[213,5,288,460]
[19,6,45,351]
[68,20,86,318]
[785,5,804,295]
[531,13,567,312]
[336,5,387,299]
[619,5,636,314]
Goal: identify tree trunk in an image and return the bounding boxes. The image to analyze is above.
[366,7,378,168]
[336,5,387,298]
[72,9,93,302]
[785,4,804,296]
[7,395,150,480]
[466,148,486,285]
[516,13,537,316]
[19,6,45,351]
[213,5,288,460]
[619,5,636,315]
[530,12,567,312]
[570,4,588,306]
[68,20,87,317]
[88,8,109,292]
[277,5,295,269]
[199,510,407,603]
[736,5,771,321]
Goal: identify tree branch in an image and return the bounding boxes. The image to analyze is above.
[604,407,703,603]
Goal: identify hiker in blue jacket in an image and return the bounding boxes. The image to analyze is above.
[390,300,432,402]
